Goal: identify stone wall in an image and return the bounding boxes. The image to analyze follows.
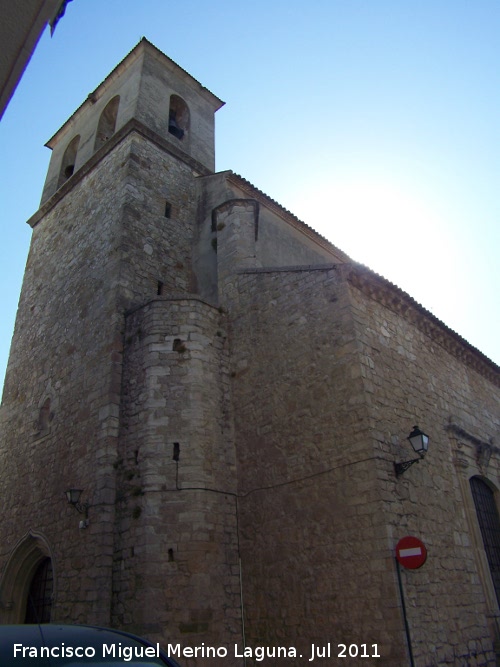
[193,172,346,305]
[227,266,408,665]
[0,138,131,625]
[116,133,200,308]
[0,120,215,627]
[344,266,499,666]
[215,261,500,666]
[114,295,242,662]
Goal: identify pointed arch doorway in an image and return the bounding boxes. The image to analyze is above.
[24,557,53,622]
[0,531,55,623]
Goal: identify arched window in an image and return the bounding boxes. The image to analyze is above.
[94,95,120,151]
[37,398,51,433]
[57,135,80,188]
[24,557,53,623]
[470,476,500,606]
[168,95,189,140]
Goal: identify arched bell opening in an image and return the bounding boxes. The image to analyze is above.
[168,94,189,140]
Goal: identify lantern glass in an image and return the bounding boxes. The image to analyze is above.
[408,426,429,457]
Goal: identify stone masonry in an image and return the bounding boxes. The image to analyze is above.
[0,38,499,667]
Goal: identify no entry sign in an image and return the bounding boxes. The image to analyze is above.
[396,536,427,569]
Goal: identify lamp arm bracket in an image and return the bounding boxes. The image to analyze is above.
[394,458,421,477]
[74,501,89,517]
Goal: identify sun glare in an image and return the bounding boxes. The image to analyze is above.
[288,177,464,323]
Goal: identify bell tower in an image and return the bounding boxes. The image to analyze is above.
[0,40,241,656]
[41,38,222,203]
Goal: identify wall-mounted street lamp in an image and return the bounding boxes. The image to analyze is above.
[65,488,89,528]
[394,426,429,477]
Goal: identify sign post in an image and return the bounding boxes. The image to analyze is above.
[395,536,427,667]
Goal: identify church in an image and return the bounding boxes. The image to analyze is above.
[0,39,499,666]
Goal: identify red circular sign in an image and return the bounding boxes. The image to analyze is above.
[395,536,427,569]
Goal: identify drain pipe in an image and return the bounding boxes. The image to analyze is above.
[236,497,247,666]
[239,556,247,667]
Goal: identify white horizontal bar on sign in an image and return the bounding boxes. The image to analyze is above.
[399,547,422,558]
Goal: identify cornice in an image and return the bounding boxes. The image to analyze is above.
[344,264,500,387]
[28,119,212,228]
[446,422,495,449]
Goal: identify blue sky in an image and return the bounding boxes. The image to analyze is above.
[0,0,499,390]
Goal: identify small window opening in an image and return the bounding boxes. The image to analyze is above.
[164,201,172,218]
[173,339,186,353]
[173,442,180,461]
[36,398,52,436]
[58,135,80,188]
[157,281,164,296]
[168,548,175,562]
[94,96,120,152]
[168,95,189,141]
